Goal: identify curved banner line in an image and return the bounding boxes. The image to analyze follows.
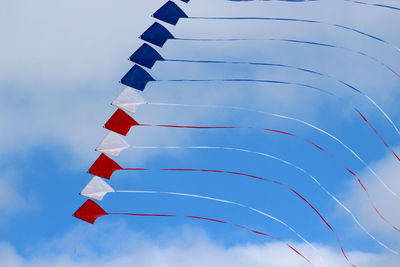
[356,108,400,161]
[163,38,400,140]
[165,59,360,93]
[173,37,400,79]
[162,58,400,143]
[187,16,400,53]
[129,145,398,255]
[227,0,400,12]
[134,102,399,201]
[136,123,400,232]
[107,211,314,265]
[150,70,400,156]
[156,79,334,96]
[115,189,322,263]
[74,199,312,263]
[122,167,355,266]
[343,0,400,11]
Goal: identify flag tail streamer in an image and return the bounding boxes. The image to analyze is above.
[227,0,400,13]
[87,155,358,265]
[120,64,334,95]
[356,108,400,161]
[121,144,399,254]
[343,0,400,12]
[172,37,400,79]
[129,42,400,142]
[137,22,400,78]
[81,177,323,264]
[73,199,314,265]
[153,1,400,55]
[121,60,400,147]
[127,43,400,157]
[99,111,400,235]
[98,100,400,202]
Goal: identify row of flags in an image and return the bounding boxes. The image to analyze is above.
[69,1,400,265]
[73,0,191,223]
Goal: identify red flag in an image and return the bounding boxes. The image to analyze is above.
[104,109,140,136]
[88,153,123,179]
[73,200,108,224]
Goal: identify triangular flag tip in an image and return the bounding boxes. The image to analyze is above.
[153,1,188,25]
[121,65,155,91]
[104,109,140,136]
[112,87,146,113]
[130,43,164,69]
[81,177,115,201]
[140,22,175,47]
[88,153,123,179]
[96,132,130,157]
[73,200,108,224]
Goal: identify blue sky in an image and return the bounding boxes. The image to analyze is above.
[1,0,400,266]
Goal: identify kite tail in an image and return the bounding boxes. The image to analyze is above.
[343,0,400,11]
[124,167,355,265]
[173,38,400,79]
[189,15,400,55]
[158,79,333,95]
[163,58,400,150]
[356,179,400,232]
[143,102,400,201]
[290,134,400,233]
[156,78,400,161]
[165,59,325,76]
[228,0,400,12]
[363,96,400,142]
[137,122,400,232]
[140,123,237,129]
[108,212,314,264]
[271,113,400,201]
[355,108,400,161]
[118,189,322,263]
[129,146,398,254]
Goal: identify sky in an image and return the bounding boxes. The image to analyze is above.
[1,0,400,266]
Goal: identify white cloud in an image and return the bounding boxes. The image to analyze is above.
[342,148,400,247]
[0,224,399,267]
[0,178,24,214]
[0,0,399,260]
[0,0,399,164]
[0,171,34,220]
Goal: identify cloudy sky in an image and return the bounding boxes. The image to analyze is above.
[1,0,400,266]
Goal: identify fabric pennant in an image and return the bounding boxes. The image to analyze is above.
[81,177,115,201]
[140,22,175,47]
[104,109,140,136]
[112,87,146,114]
[96,132,131,157]
[120,65,155,91]
[129,43,164,69]
[153,1,188,25]
[88,153,123,179]
[73,200,108,224]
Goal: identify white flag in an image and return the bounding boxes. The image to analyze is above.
[112,87,146,113]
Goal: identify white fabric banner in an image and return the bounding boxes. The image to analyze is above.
[112,87,146,113]
[81,176,115,201]
[96,132,130,157]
